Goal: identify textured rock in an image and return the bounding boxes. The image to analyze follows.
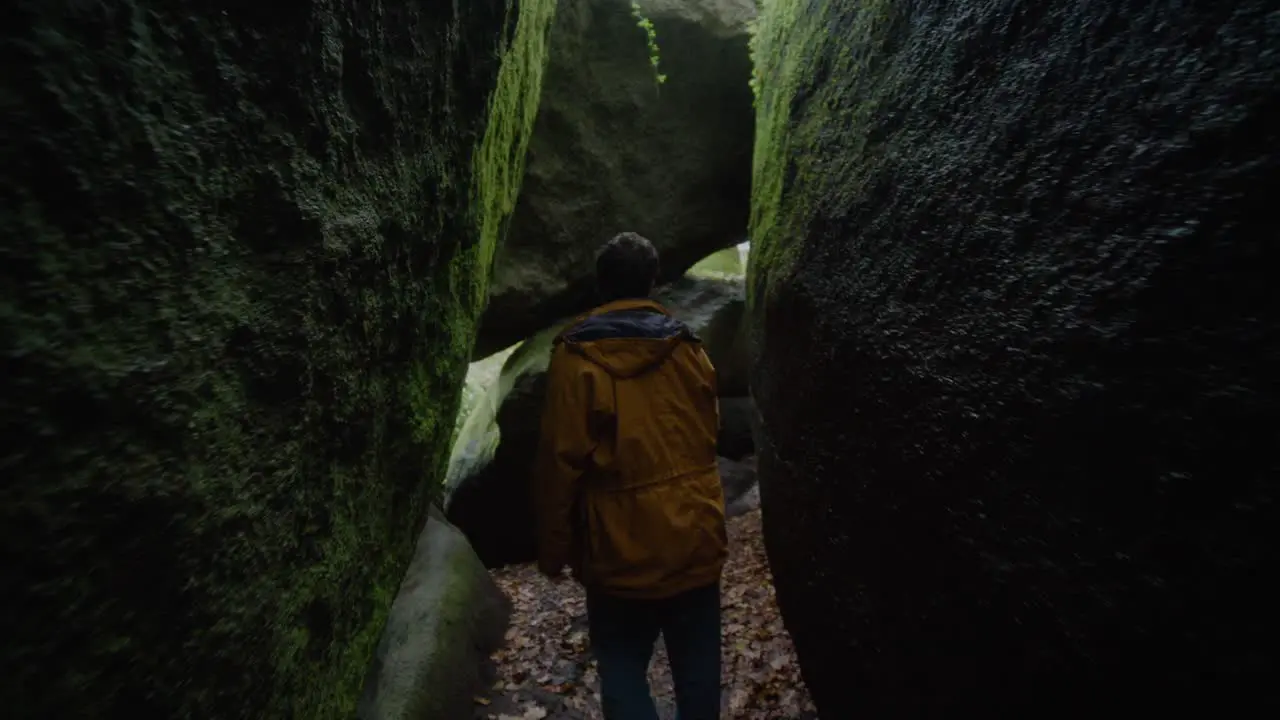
[718,455,757,509]
[445,322,566,569]
[748,0,1279,716]
[725,483,760,519]
[0,0,553,717]
[475,0,757,355]
[356,508,510,720]
[716,396,757,460]
[448,275,748,567]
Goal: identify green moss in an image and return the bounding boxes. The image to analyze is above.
[1,0,556,717]
[747,0,897,309]
[272,516,403,717]
[746,17,762,104]
[631,2,668,85]
[424,0,556,480]
[471,0,559,318]
[437,0,555,464]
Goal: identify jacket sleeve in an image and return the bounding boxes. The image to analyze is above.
[533,344,597,576]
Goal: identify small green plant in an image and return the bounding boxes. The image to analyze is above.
[631,2,667,85]
[746,17,761,106]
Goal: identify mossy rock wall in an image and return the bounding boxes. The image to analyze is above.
[474,0,758,356]
[0,0,553,717]
[749,0,1278,715]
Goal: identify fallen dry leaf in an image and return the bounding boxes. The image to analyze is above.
[473,502,818,719]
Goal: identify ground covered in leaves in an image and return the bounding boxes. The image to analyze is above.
[473,508,818,719]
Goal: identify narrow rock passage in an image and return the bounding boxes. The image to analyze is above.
[473,509,818,720]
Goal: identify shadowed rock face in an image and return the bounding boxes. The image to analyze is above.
[474,0,757,356]
[748,0,1278,716]
[716,396,756,460]
[0,0,552,716]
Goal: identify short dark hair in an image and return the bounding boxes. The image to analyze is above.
[595,232,660,302]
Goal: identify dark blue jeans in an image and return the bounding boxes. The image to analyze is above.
[586,583,721,720]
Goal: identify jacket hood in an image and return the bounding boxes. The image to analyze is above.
[557,299,699,379]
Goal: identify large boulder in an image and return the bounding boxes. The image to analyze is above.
[448,275,750,567]
[356,508,511,720]
[725,483,760,519]
[717,455,757,510]
[444,323,567,568]
[749,0,1278,716]
[0,1,553,716]
[475,0,758,355]
[716,396,757,460]
[657,274,750,396]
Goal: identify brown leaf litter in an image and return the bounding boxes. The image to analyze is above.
[473,508,818,720]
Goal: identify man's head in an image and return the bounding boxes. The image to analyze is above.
[595,232,660,302]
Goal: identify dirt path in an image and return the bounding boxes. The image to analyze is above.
[472,509,818,720]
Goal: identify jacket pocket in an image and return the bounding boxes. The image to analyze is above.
[581,469,726,592]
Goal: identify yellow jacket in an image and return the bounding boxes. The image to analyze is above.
[533,298,727,599]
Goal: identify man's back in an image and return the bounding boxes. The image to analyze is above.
[533,298,728,599]
[535,232,725,720]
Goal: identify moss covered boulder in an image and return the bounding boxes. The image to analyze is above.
[749,0,1278,715]
[0,0,553,716]
[474,0,758,356]
[356,507,510,720]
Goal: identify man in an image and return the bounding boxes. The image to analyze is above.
[533,232,728,720]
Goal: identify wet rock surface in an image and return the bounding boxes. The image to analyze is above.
[475,0,757,355]
[748,0,1279,716]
